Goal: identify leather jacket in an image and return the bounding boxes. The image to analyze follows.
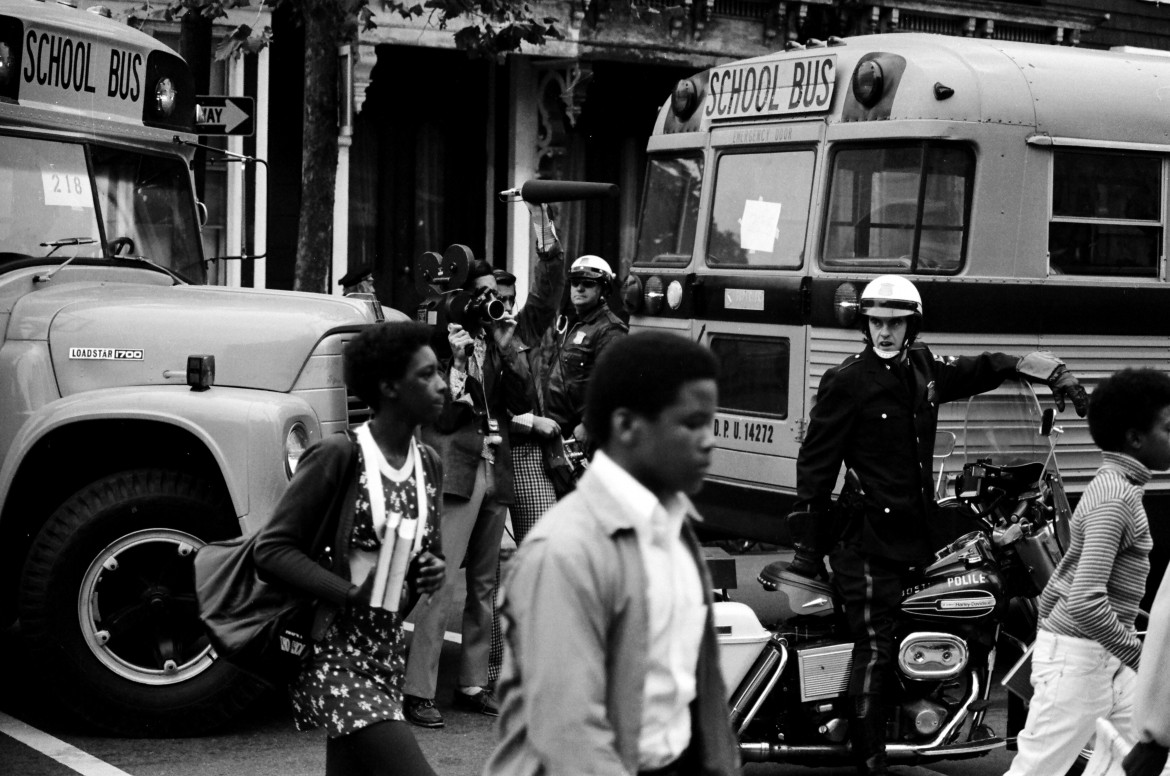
[535,301,628,431]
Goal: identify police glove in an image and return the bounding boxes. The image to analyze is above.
[1123,740,1169,776]
[1016,351,1089,417]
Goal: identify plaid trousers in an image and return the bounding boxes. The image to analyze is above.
[488,440,558,684]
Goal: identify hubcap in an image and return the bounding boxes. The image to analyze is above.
[78,528,215,684]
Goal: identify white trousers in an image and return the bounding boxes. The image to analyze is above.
[1006,629,1136,776]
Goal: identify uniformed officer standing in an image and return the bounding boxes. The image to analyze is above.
[534,255,628,448]
[786,275,1089,776]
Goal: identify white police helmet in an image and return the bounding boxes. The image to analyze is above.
[569,255,614,284]
[859,275,923,319]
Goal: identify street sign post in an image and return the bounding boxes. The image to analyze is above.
[194,96,255,136]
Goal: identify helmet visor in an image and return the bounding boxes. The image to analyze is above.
[860,298,919,318]
[570,268,607,281]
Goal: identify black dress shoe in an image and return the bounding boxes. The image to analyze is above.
[452,689,499,717]
[404,695,445,728]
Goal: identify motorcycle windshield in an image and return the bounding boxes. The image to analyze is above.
[957,378,1051,467]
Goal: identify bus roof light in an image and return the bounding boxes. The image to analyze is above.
[87,6,113,17]
[786,41,805,51]
[0,42,12,91]
[155,77,177,117]
[934,82,955,100]
[852,60,884,108]
[827,36,846,46]
[671,79,699,121]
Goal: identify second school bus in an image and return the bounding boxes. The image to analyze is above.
[622,33,1170,540]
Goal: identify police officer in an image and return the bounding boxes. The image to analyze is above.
[786,275,1088,776]
[535,255,628,447]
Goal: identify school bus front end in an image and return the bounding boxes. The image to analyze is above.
[626,34,1170,538]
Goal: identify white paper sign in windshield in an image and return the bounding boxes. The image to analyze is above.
[705,54,837,121]
[740,199,782,252]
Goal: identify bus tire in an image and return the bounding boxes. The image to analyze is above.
[18,469,265,736]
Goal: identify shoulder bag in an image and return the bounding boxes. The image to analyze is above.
[193,440,356,684]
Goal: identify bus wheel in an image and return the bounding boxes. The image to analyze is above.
[18,469,265,736]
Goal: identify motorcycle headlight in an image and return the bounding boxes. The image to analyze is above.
[284,422,309,478]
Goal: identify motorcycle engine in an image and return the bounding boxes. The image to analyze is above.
[897,632,968,680]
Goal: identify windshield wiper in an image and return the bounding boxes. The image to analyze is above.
[34,237,98,283]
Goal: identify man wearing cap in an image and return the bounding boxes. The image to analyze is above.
[534,255,628,448]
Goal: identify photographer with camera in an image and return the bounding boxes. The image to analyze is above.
[402,259,531,729]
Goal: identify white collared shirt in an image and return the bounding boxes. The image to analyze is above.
[590,450,707,770]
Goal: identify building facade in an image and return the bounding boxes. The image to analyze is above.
[117,0,1170,309]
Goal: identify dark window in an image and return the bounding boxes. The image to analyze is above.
[710,335,789,418]
[822,142,973,273]
[1049,150,1161,278]
[634,154,703,267]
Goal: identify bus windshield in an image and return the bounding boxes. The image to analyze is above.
[707,149,814,268]
[0,135,204,282]
[822,142,973,274]
[634,154,703,267]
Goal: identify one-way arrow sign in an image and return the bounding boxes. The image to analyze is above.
[194,95,255,136]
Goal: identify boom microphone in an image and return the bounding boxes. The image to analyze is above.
[498,180,619,204]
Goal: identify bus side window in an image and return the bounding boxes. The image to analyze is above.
[822,142,972,274]
[1048,150,1161,278]
[635,155,703,266]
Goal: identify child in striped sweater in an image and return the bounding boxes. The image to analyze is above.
[1006,368,1170,776]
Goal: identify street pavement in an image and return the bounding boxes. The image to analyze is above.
[0,543,1021,776]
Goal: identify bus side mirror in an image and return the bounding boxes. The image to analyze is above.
[1041,408,1056,437]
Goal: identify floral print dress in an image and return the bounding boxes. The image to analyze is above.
[290,444,439,737]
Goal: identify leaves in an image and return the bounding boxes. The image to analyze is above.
[214,23,273,60]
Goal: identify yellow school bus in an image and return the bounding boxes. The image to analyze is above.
[623,33,1170,540]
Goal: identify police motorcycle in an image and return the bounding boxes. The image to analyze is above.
[714,378,1071,769]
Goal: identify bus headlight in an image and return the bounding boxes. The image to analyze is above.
[643,276,665,315]
[852,60,884,108]
[834,282,860,326]
[284,422,309,478]
[666,279,684,310]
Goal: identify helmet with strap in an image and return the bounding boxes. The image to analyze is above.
[859,275,923,351]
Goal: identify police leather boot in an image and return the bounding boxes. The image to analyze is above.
[850,695,890,776]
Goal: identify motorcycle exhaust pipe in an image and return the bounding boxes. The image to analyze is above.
[739,671,984,764]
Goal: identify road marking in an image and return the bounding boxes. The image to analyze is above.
[401,621,462,644]
[0,711,132,776]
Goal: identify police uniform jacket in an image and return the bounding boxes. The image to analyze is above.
[795,342,1019,563]
[535,302,628,431]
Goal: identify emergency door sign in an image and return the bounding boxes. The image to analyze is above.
[195,95,255,136]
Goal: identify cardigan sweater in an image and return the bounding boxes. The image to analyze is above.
[253,431,443,640]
